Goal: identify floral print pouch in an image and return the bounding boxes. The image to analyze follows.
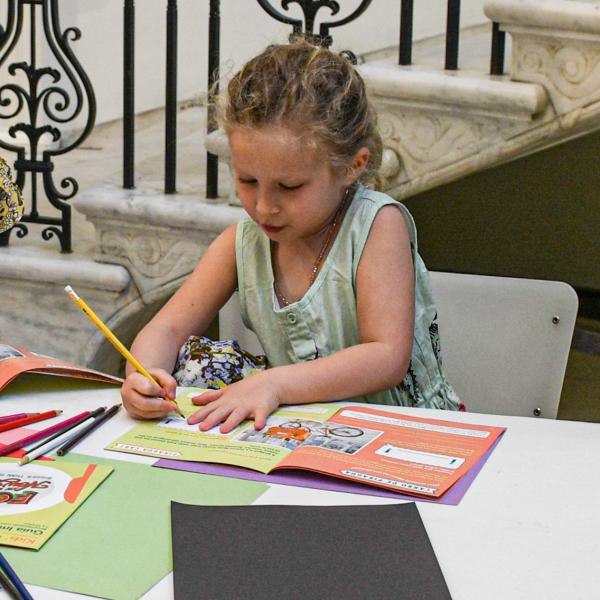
[172,336,268,389]
[0,156,24,234]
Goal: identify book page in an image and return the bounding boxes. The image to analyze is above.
[0,341,122,391]
[106,388,339,473]
[275,405,505,497]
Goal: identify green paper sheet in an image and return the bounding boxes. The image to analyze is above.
[1,454,268,600]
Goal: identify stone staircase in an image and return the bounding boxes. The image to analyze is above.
[2,0,600,373]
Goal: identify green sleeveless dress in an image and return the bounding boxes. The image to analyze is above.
[235,184,460,410]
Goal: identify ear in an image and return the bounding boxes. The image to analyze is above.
[344,146,370,185]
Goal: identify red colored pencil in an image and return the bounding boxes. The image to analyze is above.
[0,413,39,426]
[0,410,62,434]
[0,411,102,457]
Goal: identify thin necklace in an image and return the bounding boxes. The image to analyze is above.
[274,187,351,308]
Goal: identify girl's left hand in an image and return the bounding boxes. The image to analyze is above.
[188,372,281,433]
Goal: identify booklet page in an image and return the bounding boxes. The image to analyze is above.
[277,405,505,497]
[106,388,339,473]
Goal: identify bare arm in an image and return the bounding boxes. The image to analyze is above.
[121,224,238,418]
[190,205,415,430]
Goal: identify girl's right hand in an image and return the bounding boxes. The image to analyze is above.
[120,368,178,420]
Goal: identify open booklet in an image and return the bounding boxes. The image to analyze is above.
[107,388,505,498]
[0,341,123,392]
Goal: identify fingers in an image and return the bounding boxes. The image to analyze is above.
[187,390,224,424]
[253,407,270,431]
[188,399,270,433]
[121,372,176,420]
[216,406,250,433]
[187,401,226,428]
[151,369,178,400]
[200,404,239,432]
[188,397,248,432]
[121,392,173,419]
[187,378,280,433]
[191,389,223,405]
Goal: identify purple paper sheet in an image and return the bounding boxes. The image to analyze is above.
[155,435,502,505]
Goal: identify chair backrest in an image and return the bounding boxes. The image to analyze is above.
[429,272,578,418]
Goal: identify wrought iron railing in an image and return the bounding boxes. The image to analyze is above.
[0,0,96,252]
[201,0,506,198]
[205,0,220,200]
[0,1,507,251]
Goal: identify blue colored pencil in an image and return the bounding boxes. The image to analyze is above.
[0,549,33,600]
[0,565,21,600]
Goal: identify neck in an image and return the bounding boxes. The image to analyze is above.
[272,186,352,307]
[300,186,352,255]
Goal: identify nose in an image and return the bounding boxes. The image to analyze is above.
[255,188,280,219]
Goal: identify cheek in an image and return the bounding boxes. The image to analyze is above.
[236,186,256,215]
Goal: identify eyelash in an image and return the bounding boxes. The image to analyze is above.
[237,179,303,191]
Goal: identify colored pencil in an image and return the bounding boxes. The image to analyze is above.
[64,285,183,417]
[0,549,33,600]
[0,411,92,457]
[18,407,106,466]
[0,410,61,434]
[57,404,121,457]
[0,565,21,600]
[0,413,38,426]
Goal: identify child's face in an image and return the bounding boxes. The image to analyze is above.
[229,125,361,244]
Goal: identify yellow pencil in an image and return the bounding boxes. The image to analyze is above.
[64,285,183,417]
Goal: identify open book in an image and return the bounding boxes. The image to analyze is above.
[0,341,123,392]
[107,388,504,498]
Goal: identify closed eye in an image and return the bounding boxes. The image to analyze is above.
[279,182,304,191]
[237,178,257,185]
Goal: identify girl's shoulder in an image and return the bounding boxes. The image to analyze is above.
[351,185,417,249]
[355,186,412,216]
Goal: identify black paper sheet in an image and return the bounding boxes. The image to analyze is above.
[171,502,452,600]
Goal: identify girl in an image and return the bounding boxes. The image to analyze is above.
[121,40,459,432]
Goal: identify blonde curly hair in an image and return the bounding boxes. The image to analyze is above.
[217,39,382,187]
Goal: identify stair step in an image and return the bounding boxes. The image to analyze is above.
[75,184,244,231]
[359,64,548,120]
[1,245,130,291]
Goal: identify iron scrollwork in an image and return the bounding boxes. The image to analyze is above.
[0,0,96,252]
[256,0,372,53]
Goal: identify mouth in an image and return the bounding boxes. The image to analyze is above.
[261,224,284,234]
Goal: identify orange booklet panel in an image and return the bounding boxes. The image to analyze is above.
[0,341,122,392]
[275,405,505,498]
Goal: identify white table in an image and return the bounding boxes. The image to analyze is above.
[1,377,599,600]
